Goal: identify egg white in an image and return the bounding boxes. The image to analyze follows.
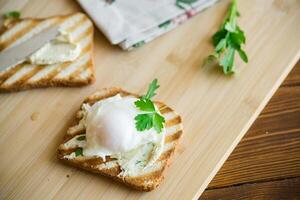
[80,94,165,176]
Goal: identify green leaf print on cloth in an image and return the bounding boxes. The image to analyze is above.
[176,0,198,9]
[132,41,146,48]
[158,20,171,29]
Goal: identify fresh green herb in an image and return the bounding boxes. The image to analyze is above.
[76,135,86,141]
[142,79,160,99]
[3,11,21,19]
[75,148,83,156]
[134,79,165,133]
[205,0,248,75]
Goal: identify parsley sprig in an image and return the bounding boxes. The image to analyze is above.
[206,0,248,75]
[134,79,165,133]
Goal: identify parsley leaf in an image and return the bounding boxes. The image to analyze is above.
[3,11,20,19]
[135,113,153,131]
[135,98,155,112]
[134,79,165,133]
[142,78,159,100]
[152,113,165,133]
[75,148,83,156]
[76,135,86,141]
[205,0,248,75]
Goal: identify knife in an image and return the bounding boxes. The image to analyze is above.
[0,25,59,72]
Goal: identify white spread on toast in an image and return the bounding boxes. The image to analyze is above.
[63,94,166,177]
[63,134,86,148]
[113,142,163,177]
[29,30,81,65]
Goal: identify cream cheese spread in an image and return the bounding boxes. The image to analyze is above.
[29,30,81,65]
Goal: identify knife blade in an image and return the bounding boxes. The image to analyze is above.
[0,25,59,72]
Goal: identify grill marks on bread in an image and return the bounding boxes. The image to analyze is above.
[57,88,183,191]
[0,13,94,92]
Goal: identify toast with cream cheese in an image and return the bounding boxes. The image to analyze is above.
[0,13,94,92]
[57,87,183,191]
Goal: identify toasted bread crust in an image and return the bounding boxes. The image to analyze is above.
[0,13,95,93]
[0,74,95,92]
[57,87,183,191]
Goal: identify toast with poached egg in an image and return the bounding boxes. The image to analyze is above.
[0,13,94,92]
[57,87,183,191]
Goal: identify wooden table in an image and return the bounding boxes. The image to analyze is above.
[200,60,300,199]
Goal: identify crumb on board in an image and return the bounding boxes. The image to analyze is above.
[66,174,70,178]
[30,112,40,121]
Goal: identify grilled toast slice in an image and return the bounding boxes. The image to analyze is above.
[57,87,183,191]
[0,13,95,92]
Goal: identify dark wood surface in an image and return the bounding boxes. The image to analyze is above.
[202,177,300,200]
[200,60,300,199]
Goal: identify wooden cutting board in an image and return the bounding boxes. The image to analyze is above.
[0,0,299,199]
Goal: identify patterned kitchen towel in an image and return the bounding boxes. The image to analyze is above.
[77,0,219,50]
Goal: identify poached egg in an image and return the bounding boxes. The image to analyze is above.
[80,94,165,176]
